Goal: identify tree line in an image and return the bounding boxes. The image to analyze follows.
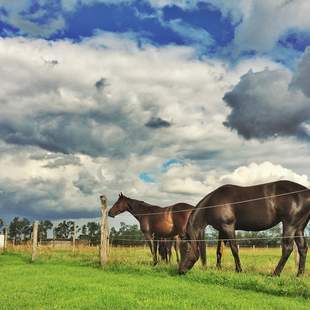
[0,217,100,245]
[1,217,309,247]
[0,217,143,246]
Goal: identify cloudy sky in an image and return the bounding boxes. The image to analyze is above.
[1,0,310,227]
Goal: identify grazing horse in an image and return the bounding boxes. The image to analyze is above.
[108,193,206,265]
[179,180,310,276]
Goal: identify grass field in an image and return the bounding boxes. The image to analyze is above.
[0,246,310,309]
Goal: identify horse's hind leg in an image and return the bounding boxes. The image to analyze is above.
[216,232,225,269]
[273,224,295,276]
[222,226,242,272]
[174,237,180,263]
[295,229,308,276]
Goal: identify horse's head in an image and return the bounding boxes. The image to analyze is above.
[108,193,129,218]
[178,229,200,275]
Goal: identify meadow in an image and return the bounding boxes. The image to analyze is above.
[0,246,310,309]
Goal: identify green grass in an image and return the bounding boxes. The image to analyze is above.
[0,247,310,309]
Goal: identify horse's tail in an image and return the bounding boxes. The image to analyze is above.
[198,230,206,266]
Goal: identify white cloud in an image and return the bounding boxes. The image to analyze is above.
[217,161,310,188]
[0,33,309,223]
[159,161,309,198]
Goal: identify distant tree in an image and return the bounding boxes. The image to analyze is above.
[54,220,74,239]
[79,224,89,241]
[110,222,144,246]
[86,222,100,246]
[9,217,31,244]
[38,220,53,241]
[0,218,3,230]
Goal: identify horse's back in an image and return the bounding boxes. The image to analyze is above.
[206,180,307,204]
[198,180,310,231]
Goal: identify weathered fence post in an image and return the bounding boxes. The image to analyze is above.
[31,221,38,262]
[72,222,76,253]
[3,226,8,252]
[100,195,109,267]
[53,228,56,248]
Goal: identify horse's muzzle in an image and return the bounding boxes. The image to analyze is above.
[108,210,114,218]
[178,269,187,275]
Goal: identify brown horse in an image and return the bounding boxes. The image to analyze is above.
[108,193,206,265]
[179,180,310,276]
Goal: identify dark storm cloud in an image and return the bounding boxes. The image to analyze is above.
[223,68,310,140]
[145,117,171,129]
[0,177,98,220]
[94,77,108,90]
[182,149,221,161]
[0,114,106,156]
[0,109,147,158]
[0,178,98,220]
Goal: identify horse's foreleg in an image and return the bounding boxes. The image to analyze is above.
[198,230,207,267]
[153,237,158,266]
[273,224,295,276]
[144,233,155,264]
[168,244,172,263]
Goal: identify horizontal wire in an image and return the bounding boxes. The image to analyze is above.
[109,235,309,243]
[128,188,310,216]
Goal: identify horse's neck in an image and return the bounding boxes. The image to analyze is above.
[127,199,160,219]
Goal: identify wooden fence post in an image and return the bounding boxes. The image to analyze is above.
[53,228,56,248]
[3,226,8,252]
[72,222,76,253]
[99,195,108,267]
[31,221,38,262]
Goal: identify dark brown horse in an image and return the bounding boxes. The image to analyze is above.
[108,193,206,265]
[179,180,310,276]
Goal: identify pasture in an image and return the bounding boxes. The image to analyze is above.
[1,246,310,309]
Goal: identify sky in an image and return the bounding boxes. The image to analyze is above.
[1,0,310,228]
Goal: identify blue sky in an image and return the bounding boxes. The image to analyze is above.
[0,0,308,64]
[1,1,310,223]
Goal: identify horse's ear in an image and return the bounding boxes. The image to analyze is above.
[120,192,123,197]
